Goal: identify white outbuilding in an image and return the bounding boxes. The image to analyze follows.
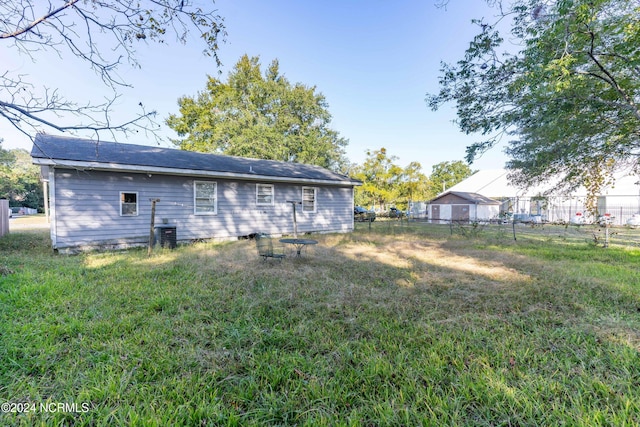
[428,191,500,223]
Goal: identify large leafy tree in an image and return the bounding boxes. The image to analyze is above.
[1,1,225,141]
[428,161,475,197]
[0,140,14,170]
[352,149,472,208]
[399,161,431,205]
[352,148,403,209]
[0,142,43,209]
[166,55,349,170]
[427,0,640,204]
[352,148,431,209]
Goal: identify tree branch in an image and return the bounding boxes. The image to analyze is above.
[583,27,640,122]
[1,1,225,142]
[0,0,80,40]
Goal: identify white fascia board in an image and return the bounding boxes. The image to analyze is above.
[33,158,361,187]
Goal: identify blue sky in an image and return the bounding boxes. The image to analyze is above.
[2,0,508,173]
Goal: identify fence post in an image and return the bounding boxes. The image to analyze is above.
[0,199,9,237]
[620,206,623,226]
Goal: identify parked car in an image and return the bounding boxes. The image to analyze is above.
[498,212,513,224]
[570,212,587,225]
[376,207,407,219]
[597,214,614,226]
[627,214,640,228]
[513,213,532,223]
[354,206,375,222]
[389,207,404,218]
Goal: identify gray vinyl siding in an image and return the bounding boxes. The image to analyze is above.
[51,169,354,250]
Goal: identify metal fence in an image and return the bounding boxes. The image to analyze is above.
[355,216,640,248]
[455,221,640,248]
[406,198,640,226]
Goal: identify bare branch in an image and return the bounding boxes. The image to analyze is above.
[0,0,80,40]
[0,0,225,142]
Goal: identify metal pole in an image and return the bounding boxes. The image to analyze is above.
[286,201,301,238]
[148,198,160,256]
[292,203,298,238]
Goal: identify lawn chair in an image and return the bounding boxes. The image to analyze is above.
[255,234,286,261]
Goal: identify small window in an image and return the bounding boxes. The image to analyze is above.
[120,192,138,216]
[194,181,217,215]
[256,184,274,206]
[302,187,317,213]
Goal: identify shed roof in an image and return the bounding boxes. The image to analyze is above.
[31,134,360,186]
[429,191,500,205]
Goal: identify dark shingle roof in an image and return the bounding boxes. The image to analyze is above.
[430,191,500,205]
[31,134,359,185]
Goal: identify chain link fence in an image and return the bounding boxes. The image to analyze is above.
[355,217,640,248]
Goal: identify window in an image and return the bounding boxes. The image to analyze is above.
[120,192,138,216]
[302,187,317,212]
[256,184,274,206]
[194,181,217,214]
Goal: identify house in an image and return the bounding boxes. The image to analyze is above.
[428,191,500,223]
[446,169,640,225]
[31,134,361,252]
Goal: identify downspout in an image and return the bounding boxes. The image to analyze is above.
[48,167,57,249]
[40,166,50,223]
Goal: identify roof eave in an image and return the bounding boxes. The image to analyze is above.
[33,158,362,187]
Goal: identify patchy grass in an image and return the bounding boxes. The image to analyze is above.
[1,225,639,426]
[7,214,49,231]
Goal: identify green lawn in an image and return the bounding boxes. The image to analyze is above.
[1,224,639,426]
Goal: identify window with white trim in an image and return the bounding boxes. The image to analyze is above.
[302,187,317,212]
[256,184,274,206]
[120,192,138,216]
[194,181,217,214]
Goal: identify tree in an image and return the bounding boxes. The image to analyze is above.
[352,148,405,209]
[427,161,475,197]
[1,1,225,141]
[0,139,15,171]
[166,55,348,170]
[0,142,43,210]
[398,161,430,205]
[427,0,640,205]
